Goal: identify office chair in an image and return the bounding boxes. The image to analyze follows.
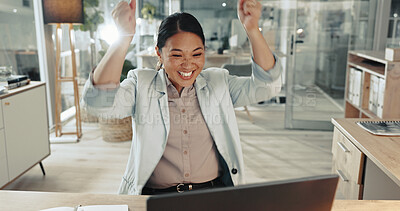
[221,63,254,124]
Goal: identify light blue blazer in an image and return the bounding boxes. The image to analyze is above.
[82,57,282,195]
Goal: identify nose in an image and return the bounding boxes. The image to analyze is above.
[181,57,195,69]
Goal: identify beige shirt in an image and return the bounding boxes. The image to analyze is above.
[146,75,221,189]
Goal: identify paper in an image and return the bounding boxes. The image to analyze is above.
[357,121,400,136]
[385,48,394,61]
[0,86,7,94]
[40,205,128,211]
[40,207,74,211]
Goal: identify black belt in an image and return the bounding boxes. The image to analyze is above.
[142,177,223,194]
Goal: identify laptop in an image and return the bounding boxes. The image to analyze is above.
[146,174,339,211]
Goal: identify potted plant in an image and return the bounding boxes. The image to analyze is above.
[77,0,104,123]
[141,2,156,21]
[79,0,104,69]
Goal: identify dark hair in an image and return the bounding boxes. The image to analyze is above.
[156,12,205,52]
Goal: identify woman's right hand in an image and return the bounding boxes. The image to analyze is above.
[93,1,136,85]
[112,1,136,37]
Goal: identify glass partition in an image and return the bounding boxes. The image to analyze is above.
[387,0,400,48]
[349,0,377,50]
[50,0,381,128]
[0,0,40,81]
[285,0,377,130]
[182,0,252,68]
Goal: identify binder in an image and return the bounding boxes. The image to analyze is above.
[377,77,385,118]
[368,75,374,111]
[353,70,362,107]
[369,75,379,114]
[348,68,355,102]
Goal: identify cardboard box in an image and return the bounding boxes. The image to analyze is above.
[385,48,400,61]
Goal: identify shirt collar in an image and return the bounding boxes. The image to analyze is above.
[164,70,173,88]
[164,70,196,97]
[164,70,195,90]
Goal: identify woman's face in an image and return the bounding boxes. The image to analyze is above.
[156,31,205,92]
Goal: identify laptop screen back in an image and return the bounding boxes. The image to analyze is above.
[146,174,339,211]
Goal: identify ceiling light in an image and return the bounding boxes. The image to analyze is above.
[222,2,227,7]
[13,9,17,13]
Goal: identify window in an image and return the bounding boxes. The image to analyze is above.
[387,0,400,47]
[0,0,40,81]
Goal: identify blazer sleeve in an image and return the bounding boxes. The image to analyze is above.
[227,54,282,108]
[81,69,137,119]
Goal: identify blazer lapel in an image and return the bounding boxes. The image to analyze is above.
[195,74,214,134]
[155,69,170,139]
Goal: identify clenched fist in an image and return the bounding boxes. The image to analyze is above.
[112,1,136,37]
[237,0,262,32]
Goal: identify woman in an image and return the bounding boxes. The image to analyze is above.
[82,0,282,195]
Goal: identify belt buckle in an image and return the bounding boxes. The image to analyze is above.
[176,184,193,193]
[177,183,185,193]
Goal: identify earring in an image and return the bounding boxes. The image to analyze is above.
[156,61,163,71]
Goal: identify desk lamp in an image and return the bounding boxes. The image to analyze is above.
[43,0,83,141]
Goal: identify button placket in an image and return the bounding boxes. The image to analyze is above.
[179,97,191,183]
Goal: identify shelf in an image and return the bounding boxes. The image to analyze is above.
[348,51,387,64]
[345,99,379,119]
[360,109,379,119]
[346,50,400,119]
[348,51,386,76]
[345,100,361,118]
[348,62,385,78]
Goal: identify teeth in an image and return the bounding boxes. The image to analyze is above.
[179,71,193,77]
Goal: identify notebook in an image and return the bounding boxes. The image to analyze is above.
[357,121,400,136]
[40,204,128,211]
[147,174,339,211]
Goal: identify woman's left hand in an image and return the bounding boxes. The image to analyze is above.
[237,0,262,33]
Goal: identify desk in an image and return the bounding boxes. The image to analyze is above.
[332,118,400,199]
[1,190,400,211]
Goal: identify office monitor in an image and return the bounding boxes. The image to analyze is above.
[147,174,339,211]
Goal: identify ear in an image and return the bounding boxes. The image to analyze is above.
[155,46,162,63]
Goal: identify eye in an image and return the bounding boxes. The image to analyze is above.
[172,54,182,57]
[193,53,202,57]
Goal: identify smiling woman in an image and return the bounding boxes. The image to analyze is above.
[82,0,282,196]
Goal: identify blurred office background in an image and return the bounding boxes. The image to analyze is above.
[1,0,400,194]
[0,0,398,129]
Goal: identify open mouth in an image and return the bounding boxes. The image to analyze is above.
[178,70,195,79]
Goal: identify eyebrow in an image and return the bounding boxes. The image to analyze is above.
[170,47,204,52]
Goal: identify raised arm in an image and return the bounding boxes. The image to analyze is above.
[237,0,275,71]
[93,1,136,85]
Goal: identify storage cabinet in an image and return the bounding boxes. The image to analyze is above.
[345,50,400,118]
[332,118,400,200]
[0,129,8,186]
[332,127,365,199]
[0,82,49,188]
